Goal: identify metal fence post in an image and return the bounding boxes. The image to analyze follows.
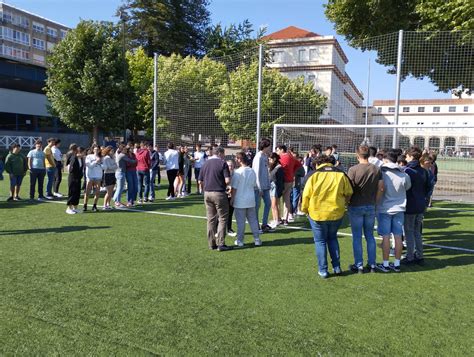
[153,52,158,148]
[392,30,404,148]
[256,44,263,148]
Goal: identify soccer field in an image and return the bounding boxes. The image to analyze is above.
[1,177,473,355]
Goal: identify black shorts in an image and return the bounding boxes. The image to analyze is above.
[104,173,116,186]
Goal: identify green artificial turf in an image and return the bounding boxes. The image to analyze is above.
[0,175,473,355]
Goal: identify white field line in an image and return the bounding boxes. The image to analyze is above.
[43,200,474,254]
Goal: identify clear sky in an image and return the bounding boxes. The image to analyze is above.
[6,0,451,103]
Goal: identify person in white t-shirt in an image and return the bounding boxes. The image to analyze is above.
[368,146,383,167]
[83,144,104,212]
[193,143,206,194]
[230,151,262,247]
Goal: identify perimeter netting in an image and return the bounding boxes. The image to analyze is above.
[274,124,474,202]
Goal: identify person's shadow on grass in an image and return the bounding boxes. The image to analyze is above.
[0,225,110,236]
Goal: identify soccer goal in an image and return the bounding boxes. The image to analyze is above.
[273,124,474,202]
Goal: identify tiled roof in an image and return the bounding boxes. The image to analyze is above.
[263,26,320,40]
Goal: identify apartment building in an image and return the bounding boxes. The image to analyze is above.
[264,26,364,125]
[0,2,88,146]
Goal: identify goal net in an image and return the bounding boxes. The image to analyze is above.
[273,124,474,202]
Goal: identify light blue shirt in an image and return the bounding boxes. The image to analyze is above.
[27,149,46,169]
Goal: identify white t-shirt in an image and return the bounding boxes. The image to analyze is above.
[85,154,103,180]
[164,149,179,170]
[52,146,62,161]
[231,166,257,208]
[194,150,206,169]
[369,157,383,167]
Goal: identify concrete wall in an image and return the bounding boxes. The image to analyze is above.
[0,88,50,116]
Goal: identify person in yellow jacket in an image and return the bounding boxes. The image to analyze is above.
[301,155,353,278]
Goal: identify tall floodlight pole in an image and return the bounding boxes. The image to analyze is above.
[256,44,264,147]
[364,57,370,142]
[393,30,404,148]
[153,53,158,148]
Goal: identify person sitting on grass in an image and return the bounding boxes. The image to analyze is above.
[301,155,353,279]
[375,149,411,273]
[230,152,261,247]
[4,143,27,201]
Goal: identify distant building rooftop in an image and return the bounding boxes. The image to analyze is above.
[263,26,320,41]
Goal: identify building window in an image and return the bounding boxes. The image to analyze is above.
[464,106,469,112]
[298,49,307,62]
[377,107,382,113]
[47,27,58,38]
[33,22,45,33]
[417,122,424,125]
[309,48,318,61]
[272,51,283,62]
[433,106,440,112]
[449,106,456,112]
[2,11,13,23]
[388,107,395,113]
[308,74,316,82]
[60,30,68,39]
[33,38,45,50]
[418,106,425,112]
[403,107,410,112]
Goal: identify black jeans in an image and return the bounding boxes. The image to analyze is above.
[30,168,46,199]
[53,160,63,193]
[166,169,178,197]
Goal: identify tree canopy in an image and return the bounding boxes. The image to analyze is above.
[215,61,327,141]
[45,20,128,143]
[325,0,474,94]
[118,0,210,57]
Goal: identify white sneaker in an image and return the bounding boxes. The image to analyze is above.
[45,195,54,200]
[165,196,173,201]
[227,230,237,237]
[254,238,262,246]
[54,192,63,198]
[334,266,342,275]
[66,208,76,215]
[234,239,244,247]
[296,211,305,216]
[288,215,295,223]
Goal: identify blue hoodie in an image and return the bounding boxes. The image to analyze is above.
[404,160,432,214]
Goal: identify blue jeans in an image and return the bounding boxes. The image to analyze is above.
[113,172,125,203]
[46,167,55,196]
[255,189,271,227]
[292,186,301,213]
[308,218,342,273]
[149,169,158,199]
[349,205,376,267]
[137,170,150,199]
[126,171,138,203]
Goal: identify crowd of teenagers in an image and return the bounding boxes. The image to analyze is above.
[197,139,437,279]
[1,137,437,278]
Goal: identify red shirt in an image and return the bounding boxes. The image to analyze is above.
[136,148,151,171]
[279,153,302,183]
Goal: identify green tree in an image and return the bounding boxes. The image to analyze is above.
[126,47,154,135]
[325,0,474,94]
[205,19,266,58]
[118,0,210,57]
[157,54,228,142]
[45,20,128,143]
[215,61,327,141]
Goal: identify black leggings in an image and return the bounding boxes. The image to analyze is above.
[166,169,178,197]
[53,161,62,193]
[67,177,81,206]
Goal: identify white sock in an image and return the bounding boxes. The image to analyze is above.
[383,260,389,267]
[394,259,400,267]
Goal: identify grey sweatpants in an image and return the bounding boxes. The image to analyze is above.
[234,207,260,243]
[404,213,424,260]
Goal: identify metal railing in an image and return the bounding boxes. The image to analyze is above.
[0,135,42,149]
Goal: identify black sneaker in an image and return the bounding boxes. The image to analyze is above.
[375,263,390,273]
[366,264,376,273]
[7,196,14,202]
[14,196,22,201]
[349,264,364,274]
[261,224,275,233]
[83,204,88,212]
[209,245,217,250]
[388,263,401,273]
[92,205,98,212]
[401,257,415,265]
[217,245,232,252]
[414,258,425,266]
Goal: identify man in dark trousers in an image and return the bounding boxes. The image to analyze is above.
[198,147,232,251]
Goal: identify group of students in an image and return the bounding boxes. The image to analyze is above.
[197,139,435,279]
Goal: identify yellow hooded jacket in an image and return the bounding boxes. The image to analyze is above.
[301,163,353,221]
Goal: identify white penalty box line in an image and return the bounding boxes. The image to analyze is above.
[43,200,474,254]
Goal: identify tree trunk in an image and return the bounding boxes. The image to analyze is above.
[92,125,100,146]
